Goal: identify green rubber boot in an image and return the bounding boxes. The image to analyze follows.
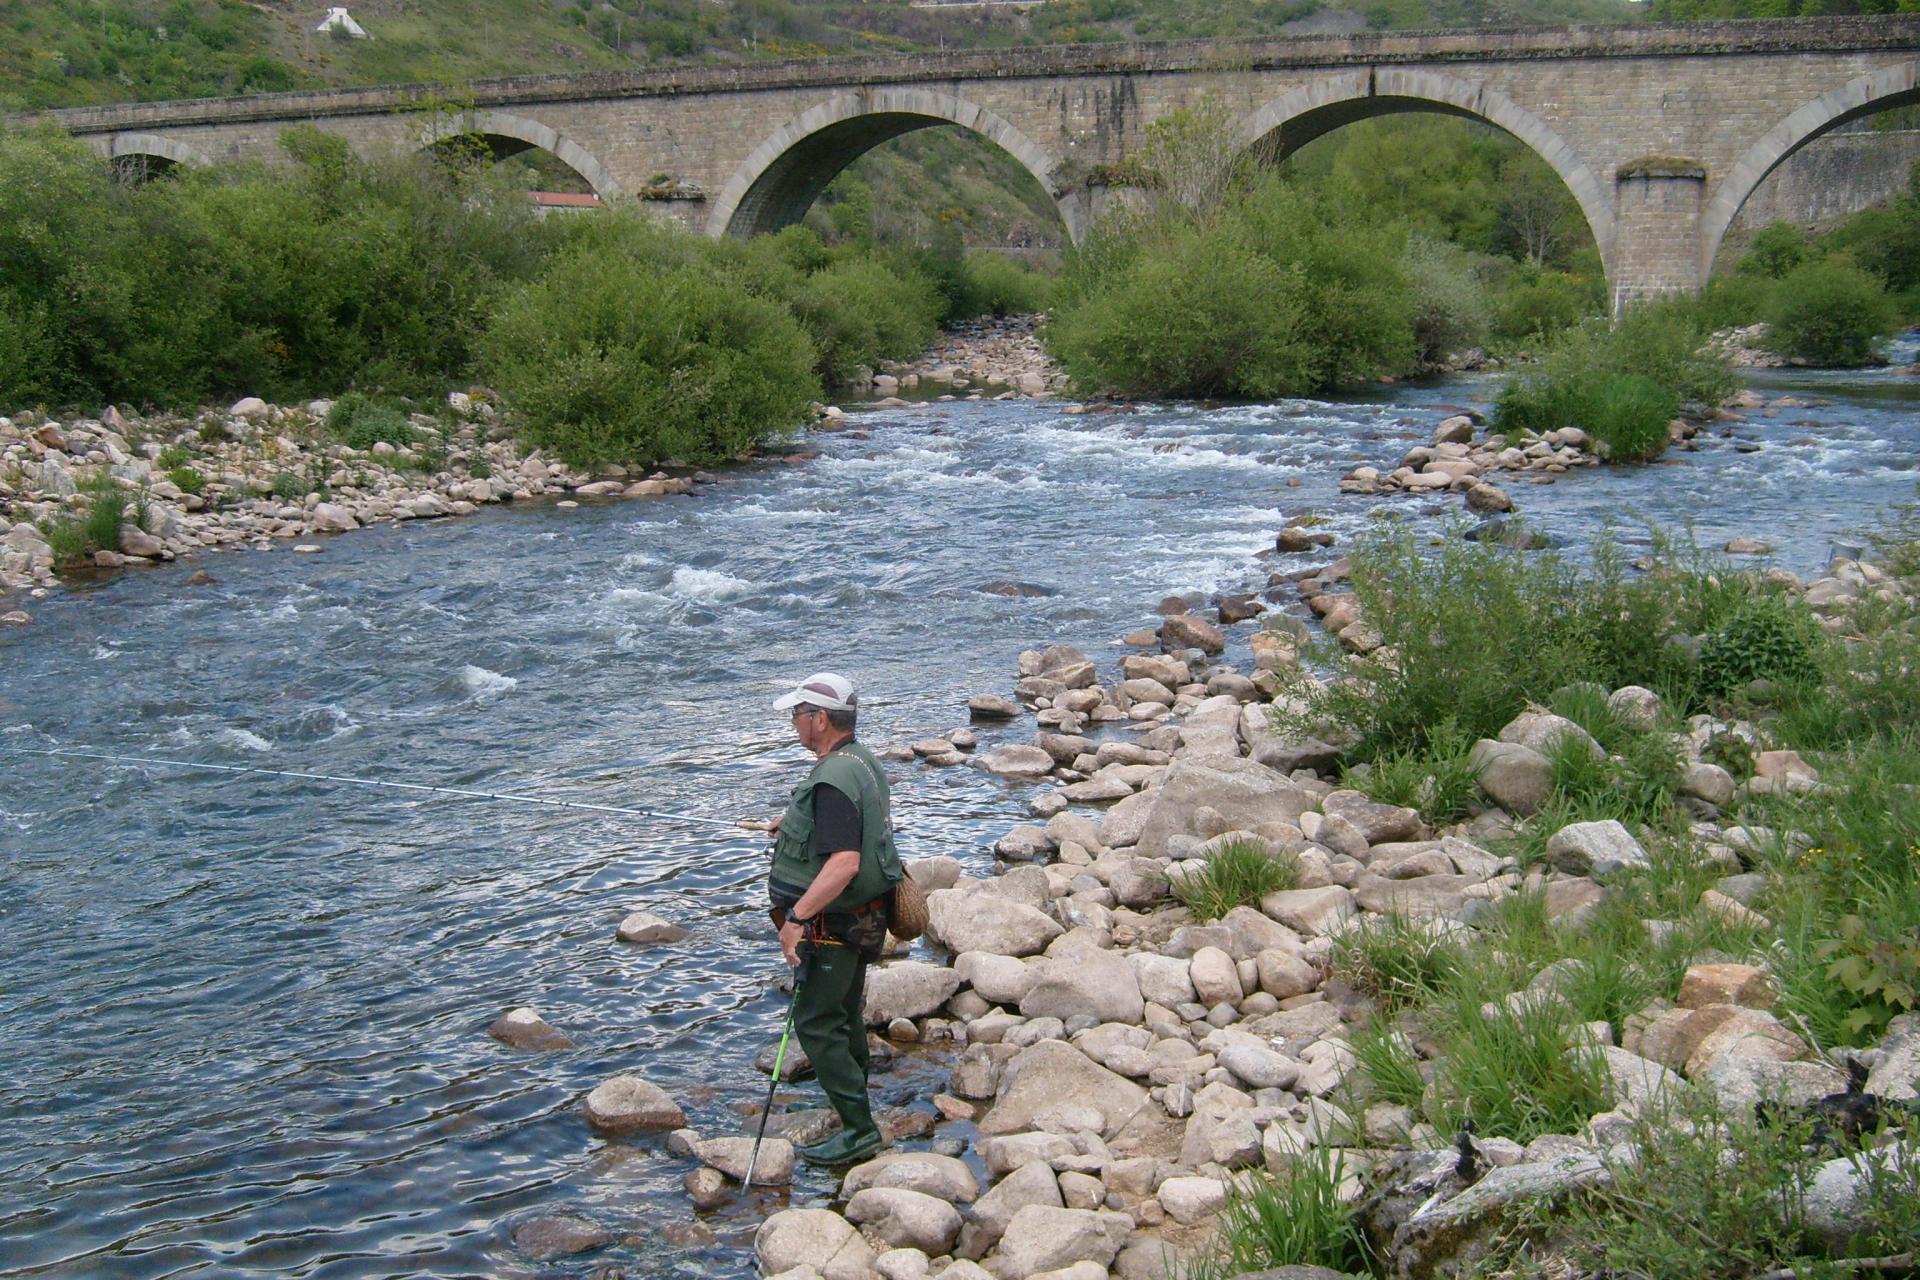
[797,1122,883,1167]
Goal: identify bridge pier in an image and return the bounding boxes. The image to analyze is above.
[1609,167,1711,312]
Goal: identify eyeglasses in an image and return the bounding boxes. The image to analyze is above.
[790,706,818,721]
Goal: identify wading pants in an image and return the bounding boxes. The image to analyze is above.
[794,943,877,1139]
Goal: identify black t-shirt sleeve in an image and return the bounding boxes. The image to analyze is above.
[812,783,863,858]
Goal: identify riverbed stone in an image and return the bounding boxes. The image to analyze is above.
[1545,820,1651,880]
[488,1006,574,1051]
[1470,739,1554,816]
[982,745,1058,778]
[1259,885,1356,937]
[512,1213,611,1260]
[616,910,689,945]
[865,961,963,1025]
[1020,946,1145,1025]
[696,1135,794,1185]
[1497,710,1604,760]
[1162,614,1226,653]
[1676,963,1774,1010]
[978,1039,1149,1138]
[582,1074,686,1133]
[971,694,1022,720]
[846,1187,963,1254]
[756,1208,871,1280]
[844,1152,980,1203]
[1132,756,1319,858]
[993,1206,1133,1279]
[928,888,1063,957]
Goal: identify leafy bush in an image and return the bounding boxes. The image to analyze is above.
[1495,301,1731,459]
[38,481,126,566]
[1488,265,1601,347]
[1735,222,1811,279]
[791,256,943,384]
[1044,175,1414,399]
[482,246,817,468]
[167,465,206,495]
[1402,235,1490,363]
[1696,593,1825,697]
[269,471,309,501]
[1172,839,1299,922]
[1763,259,1897,366]
[953,251,1053,318]
[325,394,417,451]
[1817,887,1920,1039]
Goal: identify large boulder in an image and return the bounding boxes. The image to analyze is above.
[695,1135,794,1185]
[1127,952,1199,1007]
[1162,614,1226,654]
[966,1161,1062,1252]
[1321,790,1426,844]
[756,1208,874,1280]
[1259,885,1356,937]
[845,1187,963,1254]
[981,745,1058,778]
[1132,756,1319,858]
[1020,946,1146,1025]
[928,888,1063,957]
[844,1153,981,1204]
[992,1206,1133,1279]
[978,1039,1150,1138]
[1497,711,1603,760]
[582,1075,685,1133]
[957,951,1039,1005]
[865,962,964,1025]
[1545,820,1651,880]
[1865,1014,1920,1100]
[1469,740,1553,816]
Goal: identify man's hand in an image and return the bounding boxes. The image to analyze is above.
[779,918,804,968]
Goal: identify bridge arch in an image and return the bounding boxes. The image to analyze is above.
[414,109,623,201]
[90,132,208,179]
[1700,62,1920,279]
[708,89,1078,243]
[1235,69,1616,282]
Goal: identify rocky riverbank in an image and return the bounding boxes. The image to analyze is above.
[858,316,1069,403]
[487,509,1919,1278]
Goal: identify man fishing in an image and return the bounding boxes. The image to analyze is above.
[763,671,902,1167]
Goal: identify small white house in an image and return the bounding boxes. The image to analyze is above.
[315,7,370,38]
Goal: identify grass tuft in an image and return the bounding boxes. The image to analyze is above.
[1172,839,1299,923]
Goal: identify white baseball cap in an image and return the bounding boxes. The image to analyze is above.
[773,672,857,713]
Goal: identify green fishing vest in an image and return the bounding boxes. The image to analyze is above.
[770,740,904,913]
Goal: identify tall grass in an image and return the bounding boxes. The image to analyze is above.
[1184,1148,1372,1280]
[1172,839,1300,923]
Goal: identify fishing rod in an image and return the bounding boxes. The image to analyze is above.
[7,747,751,829]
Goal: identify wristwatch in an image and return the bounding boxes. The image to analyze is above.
[787,912,813,928]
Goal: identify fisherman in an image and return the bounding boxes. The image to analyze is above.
[765,671,903,1167]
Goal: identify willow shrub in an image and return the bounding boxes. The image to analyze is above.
[481,245,817,469]
[1763,259,1898,366]
[1044,177,1414,399]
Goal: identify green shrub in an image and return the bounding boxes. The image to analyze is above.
[1488,265,1601,346]
[1696,594,1825,697]
[1692,272,1778,330]
[791,256,942,384]
[953,251,1054,319]
[1045,175,1414,399]
[1426,978,1610,1143]
[269,471,308,501]
[1185,1149,1371,1280]
[1763,259,1897,366]
[483,246,817,468]
[1172,839,1300,922]
[325,394,416,451]
[1735,222,1811,279]
[155,445,191,469]
[1344,719,1481,824]
[166,465,206,495]
[1402,235,1490,363]
[1335,914,1464,1014]
[39,482,126,566]
[1349,1022,1427,1110]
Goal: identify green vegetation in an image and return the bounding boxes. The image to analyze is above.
[36,476,127,565]
[1185,1147,1372,1280]
[1171,838,1300,921]
[0,126,1043,467]
[1494,303,1735,461]
[1763,259,1900,366]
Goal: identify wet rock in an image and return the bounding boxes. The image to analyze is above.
[685,1165,731,1208]
[488,1007,575,1051]
[513,1214,612,1261]
[1162,614,1226,653]
[980,745,1057,778]
[696,1135,794,1185]
[616,910,689,945]
[977,580,1057,598]
[969,694,1022,721]
[583,1074,687,1133]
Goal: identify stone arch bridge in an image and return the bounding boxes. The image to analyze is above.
[21,16,1920,308]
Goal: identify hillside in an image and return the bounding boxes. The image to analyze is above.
[2,0,1651,114]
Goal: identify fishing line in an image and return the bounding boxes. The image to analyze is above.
[7,747,749,829]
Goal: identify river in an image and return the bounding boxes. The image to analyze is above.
[3,353,1918,1278]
